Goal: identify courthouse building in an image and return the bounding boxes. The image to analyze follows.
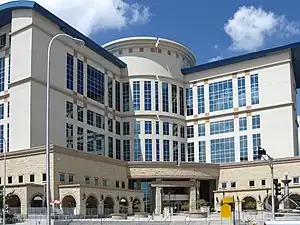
[1,0,300,216]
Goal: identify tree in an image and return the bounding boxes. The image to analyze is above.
[0,187,15,210]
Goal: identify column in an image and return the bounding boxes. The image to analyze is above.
[155,187,162,214]
[114,201,120,214]
[98,202,104,215]
[189,186,196,212]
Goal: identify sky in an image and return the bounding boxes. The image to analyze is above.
[1,0,300,111]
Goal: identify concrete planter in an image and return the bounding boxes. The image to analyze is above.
[111,213,127,219]
[134,212,148,218]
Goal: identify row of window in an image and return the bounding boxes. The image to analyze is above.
[186,115,260,138]
[0,173,46,185]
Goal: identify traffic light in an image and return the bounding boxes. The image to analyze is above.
[257,146,266,159]
[274,181,281,196]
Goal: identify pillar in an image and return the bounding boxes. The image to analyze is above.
[98,202,104,215]
[189,186,196,212]
[128,201,133,215]
[154,187,162,214]
[114,201,120,213]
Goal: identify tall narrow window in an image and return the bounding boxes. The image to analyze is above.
[240,135,248,161]
[163,122,169,135]
[77,106,83,122]
[238,77,246,107]
[0,124,3,153]
[199,141,206,163]
[198,124,205,137]
[6,123,9,152]
[239,117,247,131]
[187,142,194,162]
[87,65,104,104]
[253,134,261,160]
[115,81,121,111]
[133,81,140,111]
[252,115,260,129]
[179,87,184,116]
[162,82,169,112]
[66,123,73,149]
[7,102,9,118]
[116,139,121,160]
[108,77,113,108]
[123,140,130,161]
[0,104,4,120]
[87,130,94,152]
[145,139,152,161]
[155,81,159,111]
[123,82,130,112]
[156,121,160,134]
[156,139,160,161]
[108,137,113,158]
[186,87,193,116]
[251,74,259,105]
[0,57,5,92]
[77,59,84,95]
[134,139,141,161]
[77,126,84,151]
[173,141,178,162]
[8,56,10,89]
[197,85,205,114]
[66,54,74,90]
[144,81,152,110]
[0,34,6,49]
[172,84,177,114]
[163,140,170,161]
[66,101,73,118]
[209,80,233,112]
[181,142,185,162]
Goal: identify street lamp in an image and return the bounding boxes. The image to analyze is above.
[282,172,292,209]
[45,33,84,225]
[258,146,275,220]
[1,135,7,225]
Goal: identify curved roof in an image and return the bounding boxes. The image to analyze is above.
[0,1,126,68]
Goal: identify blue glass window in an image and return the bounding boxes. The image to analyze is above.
[187,142,194,162]
[156,139,160,161]
[108,137,113,158]
[77,127,83,151]
[186,87,193,116]
[116,139,121,160]
[123,82,130,112]
[0,104,4,120]
[8,56,10,89]
[115,81,121,111]
[0,34,6,49]
[187,125,194,138]
[209,80,233,112]
[173,141,178,162]
[251,74,259,105]
[145,139,152,161]
[108,77,113,108]
[163,140,170,161]
[0,124,3,153]
[239,117,247,131]
[252,115,260,129]
[6,123,9,152]
[162,82,169,112]
[199,141,206,163]
[240,135,248,161]
[7,102,9,118]
[210,119,234,135]
[155,81,159,111]
[144,81,152,110]
[77,59,84,95]
[172,84,177,113]
[163,122,169,135]
[253,133,261,160]
[134,139,141,161]
[145,121,152,134]
[66,123,73,149]
[134,121,140,135]
[133,81,140,111]
[66,54,74,90]
[0,57,5,92]
[87,65,104,104]
[238,77,246,107]
[179,87,184,116]
[123,140,130,161]
[198,124,205,136]
[211,137,235,164]
[197,85,205,114]
[156,121,159,134]
[87,110,94,126]
[181,142,186,162]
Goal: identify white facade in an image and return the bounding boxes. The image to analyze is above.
[0,6,298,165]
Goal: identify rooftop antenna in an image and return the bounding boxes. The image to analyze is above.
[155,37,160,48]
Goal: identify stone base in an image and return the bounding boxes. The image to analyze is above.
[189,212,208,218]
[134,212,148,218]
[111,213,127,220]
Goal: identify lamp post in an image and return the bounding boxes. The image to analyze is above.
[2,135,7,225]
[258,147,275,220]
[45,34,84,225]
[281,172,292,209]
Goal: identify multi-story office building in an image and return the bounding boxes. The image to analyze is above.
[1,1,300,217]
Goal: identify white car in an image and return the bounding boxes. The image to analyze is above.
[264,221,300,225]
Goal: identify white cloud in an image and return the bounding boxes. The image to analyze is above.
[213,44,219,49]
[208,55,223,62]
[224,6,300,52]
[0,0,150,36]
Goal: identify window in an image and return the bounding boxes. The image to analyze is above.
[87,130,94,152]
[77,127,84,151]
[172,123,178,136]
[198,124,205,136]
[181,142,186,162]
[221,182,227,189]
[85,177,90,185]
[96,113,105,129]
[0,34,6,49]
[116,121,121,135]
[8,56,10,88]
[123,82,130,112]
[69,174,74,184]
[87,65,104,104]
[139,48,144,52]
[30,174,35,182]
[77,106,83,122]
[162,82,169,112]
[210,119,234,135]
[155,82,159,111]
[211,137,235,164]
[0,104,4,120]
[197,85,205,114]
[145,121,152,134]
[66,54,74,90]
[66,123,73,148]
[134,138,141,161]
[116,181,120,188]
[251,74,259,105]
[187,142,194,162]
[133,81,140,111]
[253,134,261,160]
[239,117,247,131]
[59,173,65,183]
[134,121,140,135]
[151,48,155,52]
[180,126,185,138]
[163,122,169,135]
[293,177,299,184]
[118,49,123,54]
[108,137,113,158]
[95,178,99,186]
[108,118,113,132]
[108,77,113,108]
[123,122,130,135]
[186,87,193,116]
[77,59,84,95]
[158,48,162,53]
[156,139,160,161]
[179,87,184,116]
[261,179,266,186]
[168,50,171,55]
[129,48,133,53]
[249,180,255,187]
[42,173,46,182]
[238,77,246,107]
[66,101,73,118]
[7,102,9,118]
[156,121,160,134]
[122,182,125,189]
[145,139,152,161]
[187,125,194,138]
[163,140,170,161]
[252,115,260,129]
[0,57,5,92]
[103,178,107,187]
[199,141,206,163]
[18,175,23,183]
[144,81,152,110]
[231,181,236,188]
[116,139,121,160]
[240,135,248,161]
[8,176,12,184]
[115,81,121,111]
[209,80,233,112]
[7,123,9,152]
[87,110,94,126]
[0,125,3,153]
[173,141,178,162]
[123,140,130,161]
[172,84,177,113]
